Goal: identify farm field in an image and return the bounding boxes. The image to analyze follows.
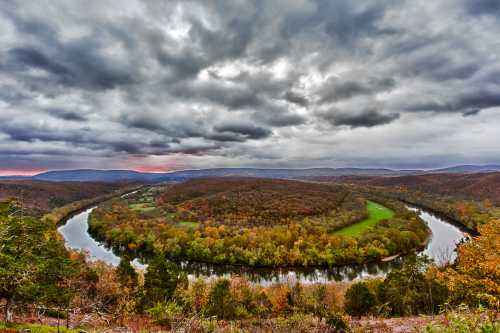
[335,200,395,237]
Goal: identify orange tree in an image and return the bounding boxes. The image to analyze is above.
[433,219,500,309]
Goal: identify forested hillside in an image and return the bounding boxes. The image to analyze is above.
[0,181,127,217]
[158,177,352,226]
[322,172,500,205]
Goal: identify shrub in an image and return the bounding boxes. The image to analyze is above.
[141,256,187,310]
[326,311,351,332]
[377,255,448,316]
[344,282,376,316]
[425,306,500,333]
[146,301,183,327]
[116,257,138,288]
[205,278,236,319]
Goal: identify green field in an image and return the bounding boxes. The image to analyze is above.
[177,221,199,228]
[335,200,394,237]
[129,203,156,212]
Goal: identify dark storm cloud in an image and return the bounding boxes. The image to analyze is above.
[214,124,271,140]
[318,76,395,104]
[281,0,394,48]
[322,1,395,47]
[1,4,136,91]
[1,122,84,143]
[45,108,87,122]
[4,45,135,91]
[400,53,480,81]
[8,48,69,76]
[403,89,500,115]
[319,108,400,128]
[171,81,264,110]
[456,90,500,111]
[284,91,309,107]
[118,113,210,141]
[464,0,500,16]
[251,107,307,127]
[1,0,500,170]
[462,109,481,117]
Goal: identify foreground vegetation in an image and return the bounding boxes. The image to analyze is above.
[1,198,497,331]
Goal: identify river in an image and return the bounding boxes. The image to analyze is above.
[58,205,466,284]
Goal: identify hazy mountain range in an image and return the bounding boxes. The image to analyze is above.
[1,165,500,182]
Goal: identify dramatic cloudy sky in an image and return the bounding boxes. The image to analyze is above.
[1,0,500,174]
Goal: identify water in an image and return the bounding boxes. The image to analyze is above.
[57,207,146,270]
[407,206,466,265]
[58,207,121,266]
[58,205,466,283]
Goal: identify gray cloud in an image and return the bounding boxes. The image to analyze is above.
[45,108,87,122]
[0,0,500,172]
[317,75,395,104]
[319,108,400,128]
[284,91,309,107]
[214,123,272,141]
[464,0,500,16]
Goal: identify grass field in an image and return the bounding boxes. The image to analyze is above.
[129,203,156,212]
[335,200,394,237]
[177,221,199,228]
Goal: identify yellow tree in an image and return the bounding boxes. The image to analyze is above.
[437,219,500,308]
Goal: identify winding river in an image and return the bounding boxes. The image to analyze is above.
[58,205,466,284]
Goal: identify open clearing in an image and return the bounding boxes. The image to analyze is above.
[177,221,199,228]
[129,203,156,212]
[335,200,394,237]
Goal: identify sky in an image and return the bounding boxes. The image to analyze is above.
[1,0,500,175]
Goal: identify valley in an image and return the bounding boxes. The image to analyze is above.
[59,199,464,284]
[1,172,498,332]
[86,178,430,268]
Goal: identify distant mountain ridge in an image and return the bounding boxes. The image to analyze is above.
[1,164,500,182]
[427,165,500,174]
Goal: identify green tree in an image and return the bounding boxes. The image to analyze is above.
[141,255,186,309]
[0,200,79,322]
[377,255,448,316]
[205,278,236,319]
[344,282,376,316]
[116,257,138,288]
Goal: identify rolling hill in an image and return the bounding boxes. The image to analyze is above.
[324,172,500,205]
[0,180,127,217]
[2,164,500,182]
[157,177,354,226]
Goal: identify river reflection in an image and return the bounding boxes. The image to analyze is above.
[407,206,466,265]
[179,259,404,285]
[58,204,465,284]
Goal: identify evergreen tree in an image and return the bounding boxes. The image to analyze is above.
[141,255,186,309]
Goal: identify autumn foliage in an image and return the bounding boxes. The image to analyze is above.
[435,219,500,308]
[89,178,429,267]
[158,177,351,226]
